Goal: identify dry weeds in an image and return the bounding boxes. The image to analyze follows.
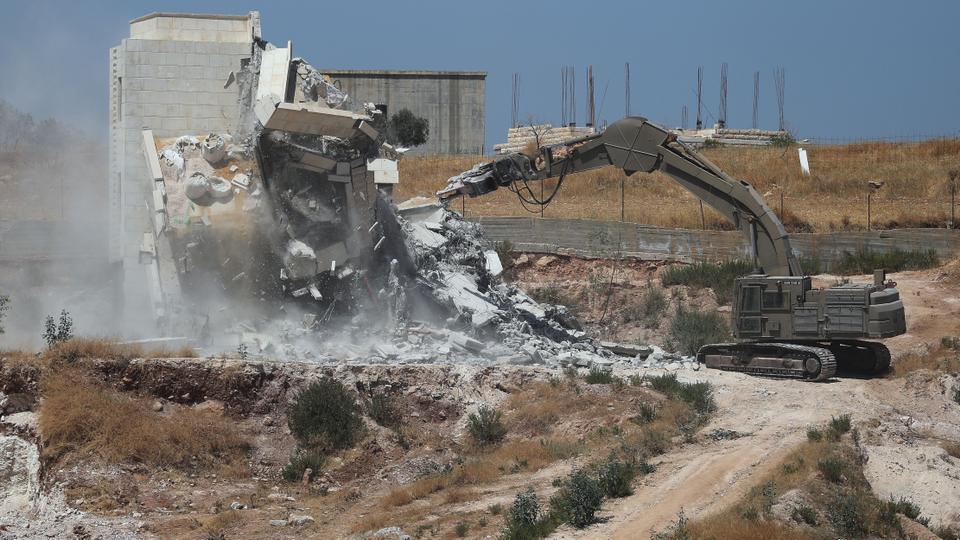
[39,368,247,468]
[397,139,960,232]
[35,337,196,367]
[892,345,960,376]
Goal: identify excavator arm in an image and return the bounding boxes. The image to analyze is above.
[438,117,801,277]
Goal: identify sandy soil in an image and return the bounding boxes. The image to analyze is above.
[551,267,960,538]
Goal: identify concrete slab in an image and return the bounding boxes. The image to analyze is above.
[261,102,366,138]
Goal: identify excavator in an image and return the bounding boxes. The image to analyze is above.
[437,117,906,381]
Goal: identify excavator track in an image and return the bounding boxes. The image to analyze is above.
[818,340,891,375]
[697,342,837,381]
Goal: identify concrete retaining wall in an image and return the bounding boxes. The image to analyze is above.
[471,216,960,270]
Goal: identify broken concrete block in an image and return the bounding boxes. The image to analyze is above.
[208,176,234,201]
[202,134,227,163]
[535,255,558,267]
[336,162,351,175]
[232,173,250,189]
[327,174,351,183]
[185,172,210,201]
[314,242,349,274]
[142,129,163,182]
[261,102,367,138]
[484,250,503,277]
[450,333,485,353]
[600,341,653,358]
[353,119,379,142]
[283,240,318,279]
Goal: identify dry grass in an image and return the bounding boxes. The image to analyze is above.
[892,345,960,377]
[39,337,196,366]
[200,510,243,538]
[39,368,247,468]
[397,139,960,232]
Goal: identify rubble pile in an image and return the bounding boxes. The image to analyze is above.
[142,34,696,370]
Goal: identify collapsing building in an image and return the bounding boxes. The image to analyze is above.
[111,11,637,370]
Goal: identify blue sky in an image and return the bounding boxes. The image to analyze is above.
[1,1,958,150]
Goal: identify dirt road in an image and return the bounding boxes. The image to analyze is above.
[557,269,960,538]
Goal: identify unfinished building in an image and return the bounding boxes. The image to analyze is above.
[323,70,486,155]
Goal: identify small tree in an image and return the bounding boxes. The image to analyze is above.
[389,109,429,147]
[0,294,9,334]
[43,309,73,347]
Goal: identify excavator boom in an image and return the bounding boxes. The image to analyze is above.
[439,117,801,276]
[438,116,906,381]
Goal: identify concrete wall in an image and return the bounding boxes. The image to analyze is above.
[324,70,486,155]
[129,12,254,43]
[472,216,960,270]
[109,12,255,334]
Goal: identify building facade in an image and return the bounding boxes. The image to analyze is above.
[323,70,486,155]
[109,12,259,333]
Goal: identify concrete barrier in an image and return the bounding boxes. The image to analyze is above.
[471,216,960,270]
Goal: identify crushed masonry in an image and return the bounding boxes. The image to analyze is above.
[140,29,690,370]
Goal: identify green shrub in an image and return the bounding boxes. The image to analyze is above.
[500,488,558,540]
[770,133,796,147]
[43,309,74,347]
[625,286,668,327]
[817,457,846,483]
[646,373,716,415]
[597,456,636,498]
[468,405,507,446]
[652,510,692,540]
[648,373,682,394]
[668,306,730,356]
[830,414,852,435]
[883,496,928,526]
[584,367,615,384]
[792,505,819,526]
[639,428,670,457]
[368,393,400,428]
[287,378,363,451]
[675,381,717,415]
[632,403,658,424]
[661,260,753,304]
[530,284,578,310]
[739,505,760,521]
[549,469,604,528]
[488,503,502,515]
[833,248,939,275]
[454,522,469,537]
[281,450,326,482]
[799,255,822,275]
[806,427,823,442]
[827,493,869,538]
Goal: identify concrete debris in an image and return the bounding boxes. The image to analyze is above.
[287,514,315,526]
[201,133,227,163]
[139,31,698,371]
[600,341,653,358]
